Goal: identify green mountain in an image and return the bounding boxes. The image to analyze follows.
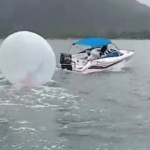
[0,0,150,38]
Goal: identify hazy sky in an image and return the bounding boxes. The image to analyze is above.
[137,0,150,7]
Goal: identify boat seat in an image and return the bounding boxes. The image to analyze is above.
[103,51,123,58]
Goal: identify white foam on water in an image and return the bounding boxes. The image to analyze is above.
[17,121,30,124]
[10,126,36,132]
[11,143,24,149]
[0,82,80,110]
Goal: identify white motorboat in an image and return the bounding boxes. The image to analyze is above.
[60,37,134,74]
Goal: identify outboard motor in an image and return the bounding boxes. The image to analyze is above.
[60,53,72,71]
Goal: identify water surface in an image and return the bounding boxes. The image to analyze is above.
[0,39,150,150]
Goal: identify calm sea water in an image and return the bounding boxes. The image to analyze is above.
[0,39,150,150]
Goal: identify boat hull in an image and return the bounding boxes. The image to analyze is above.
[60,50,134,74]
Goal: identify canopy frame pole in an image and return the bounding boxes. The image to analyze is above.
[68,44,73,53]
[70,43,85,54]
[111,42,120,50]
[111,42,121,56]
[76,44,84,52]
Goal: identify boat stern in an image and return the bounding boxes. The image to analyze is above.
[60,53,72,71]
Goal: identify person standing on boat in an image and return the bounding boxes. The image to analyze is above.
[99,45,107,57]
[87,45,108,60]
[87,45,116,61]
[87,47,101,61]
[99,45,116,58]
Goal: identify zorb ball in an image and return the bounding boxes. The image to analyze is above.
[0,31,56,87]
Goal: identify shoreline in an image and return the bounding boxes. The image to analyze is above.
[45,38,150,40]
